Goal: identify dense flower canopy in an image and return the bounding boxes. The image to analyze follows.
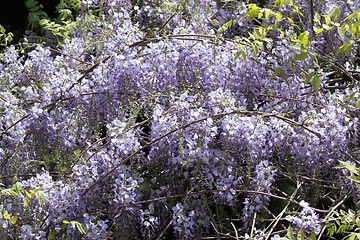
[0,0,360,239]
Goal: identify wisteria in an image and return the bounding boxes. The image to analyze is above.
[0,0,360,239]
[285,200,322,235]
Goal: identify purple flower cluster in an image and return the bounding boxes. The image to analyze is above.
[242,160,276,227]
[139,203,158,238]
[285,200,322,235]
[171,202,197,239]
[0,0,359,239]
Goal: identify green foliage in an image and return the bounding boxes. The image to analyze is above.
[277,226,316,240]
[24,188,47,208]
[0,181,47,208]
[56,0,80,22]
[336,40,355,56]
[38,19,77,43]
[245,4,262,20]
[336,161,360,187]
[47,220,86,240]
[0,181,47,233]
[0,211,18,225]
[274,0,293,8]
[25,0,49,31]
[230,2,360,92]
[326,209,360,240]
[62,220,86,234]
[0,24,13,48]
[325,162,360,239]
[311,73,320,91]
[1,182,21,197]
[25,0,80,44]
[278,226,316,240]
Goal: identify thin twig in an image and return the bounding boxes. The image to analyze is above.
[265,182,303,240]
[317,190,355,240]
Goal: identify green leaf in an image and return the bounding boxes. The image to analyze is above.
[336,40,355,55]
[314,12,321,23]
[287,226,295,240]
[297,229,305,240]
[10,215,17,225]
[13,182,22,193]
[48,230,58,240]
[336,160,358,175]
[274,0,290,8]
[35,189,46,206]
[74,221,86,234]
[25,190,33,199]
[322,24,333,30]
[234,50,247,61]
[223,20,234,29]
[287,17,295,26]
[25,0,38,9]
[314,27,324,34]
[356,98,360,108]
[294,51,308,61]
[63,220,86,234]
[312,73,320,91]
[1,188,18,197]
[298,32,310,47]
[24,197,31,208]
[309,233,317,240]
[291,32,310,48]
[349,175,360,183]
[271,67,286,79]
[3,212,11,220]
[324,15,331,25]
[331,7,340,22]
[263,8,274,21]
[74,149,81,158]
[338,26,346,41]
[326,223,336,237]
[305,71,316,84]
[246,4,262,20]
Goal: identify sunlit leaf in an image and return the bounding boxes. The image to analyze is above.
[314,12,321,23]
[314,27,324,34]
[336,40,355,55]
[325,15,331,25]
[10,215,17,225]
[3,212,11,220]
[298,32,310,46]
[356,98,360,108]
[246,4,262,20]
[336,160,358,175]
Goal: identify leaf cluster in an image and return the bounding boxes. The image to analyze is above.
[0,25,14,48]
[324,162,360,239]
[278,226,316,240]
[235,2,360,94]
[25,0,80,45]
[326,209,360,240]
